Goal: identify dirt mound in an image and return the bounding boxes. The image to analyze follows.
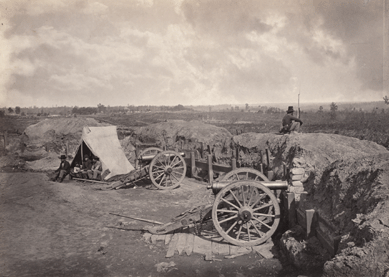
[25,152,61,171]
[131,120,233,162]
[23,117,110,157]
[120,136,136,164]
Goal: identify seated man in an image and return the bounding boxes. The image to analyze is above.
[52,155,71,182]
[90,156,102,180]
[69,163,82,179]
[81,155,93,179]
[280,106,303,134]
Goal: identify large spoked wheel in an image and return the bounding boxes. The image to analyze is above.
[149,150,187,190]
[135,147,163,169]
[221,168,269,182]
[212,180,280,247]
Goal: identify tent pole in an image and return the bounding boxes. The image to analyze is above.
[81,141,84,163]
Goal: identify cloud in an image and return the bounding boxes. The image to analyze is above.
[0,0,384,107]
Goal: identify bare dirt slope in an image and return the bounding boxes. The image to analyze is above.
[23,117,110,158]
[0,173,285,277]
[316,154,389,277]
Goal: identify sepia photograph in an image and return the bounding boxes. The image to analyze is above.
[0,0,388,276]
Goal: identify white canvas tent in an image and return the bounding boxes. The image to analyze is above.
[71,126,134,180]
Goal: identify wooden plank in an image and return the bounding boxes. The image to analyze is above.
[156,234,165,242]
[217,242,230,256]
[166,234,179,258]
[296,208,306,229]
[229,245,240,255]
[175,233,187,255]
[193,235,212,256]
[190,152,196,178]
[164,234,173,245]
[184,234,195,256]
[316,228,334,256]
[305,209,316,238]
[143,233,152,243]
[194,160,232,173]
[208,154,213,183]
[317,213,337,233]
[253,242,274,259]
[212,241,219,255]
[151,235,158,244]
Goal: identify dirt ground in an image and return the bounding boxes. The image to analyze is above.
[0,171,309,277]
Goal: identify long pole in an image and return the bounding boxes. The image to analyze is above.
[81,141,84,163]
[384,0,389,97]
[298,90,301,119]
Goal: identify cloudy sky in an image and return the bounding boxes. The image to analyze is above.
[0,0,385,107]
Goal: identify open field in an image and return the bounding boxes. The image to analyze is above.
[2,109,388,149]
[90,110,389,149]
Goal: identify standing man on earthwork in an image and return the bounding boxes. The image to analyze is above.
[280,106,303,134]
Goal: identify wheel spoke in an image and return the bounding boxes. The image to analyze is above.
[241,185,246,206]
[252,217,272,229]
[229,190,243,208]
[217,209,238,214]
[158,175,166,186]
[153,171,165,181]
[246,223,251,241]
[218,215,238,224]
[250,193,266,208]
[254,176,259,181]
[253,213,275,217]
[170,172,180,182]
[226,221,238,234]
[246,171,249,179]
[170,158,182,168]
[169,155,178,166]
[252,202,273,212]
[171,171,183,178]
[234,173,239,180]
[221,197,240,210]
[250,220,264,237]
[247,186,255,207]
[236,225,242,239]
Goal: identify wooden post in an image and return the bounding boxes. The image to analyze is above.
[200,142,204,159]
[66,140,69,157]
[208,154,213,185]
[265,148,270,167]
[305,209,316,238]
[299,192,308,210]
[4,131,7,149]
[259,163,263,174]
[190,151,196,178]
[286,192,296,228]
[231,158,236,170]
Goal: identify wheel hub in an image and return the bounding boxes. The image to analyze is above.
[238,208,253,223]
[165,167,173,175]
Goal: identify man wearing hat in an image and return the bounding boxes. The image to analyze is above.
[52,155,71,182]
[280,106,303,134]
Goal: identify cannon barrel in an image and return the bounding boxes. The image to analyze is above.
[207,180,288,195]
